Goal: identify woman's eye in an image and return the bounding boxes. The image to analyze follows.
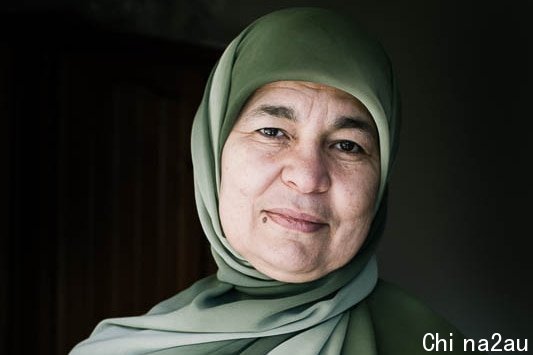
[258,128,285,138]
[334,140,363,154]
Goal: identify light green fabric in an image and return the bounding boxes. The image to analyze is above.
[70,7,402,354]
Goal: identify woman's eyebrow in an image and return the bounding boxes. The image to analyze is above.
[333,116,378,139]
[247,105,377,139]
[249,104,296,121]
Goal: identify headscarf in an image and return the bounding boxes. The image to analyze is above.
[70,7,400,354]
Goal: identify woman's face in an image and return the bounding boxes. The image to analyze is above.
[219,81,380,283]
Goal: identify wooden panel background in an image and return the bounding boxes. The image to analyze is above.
[3,16,220,354]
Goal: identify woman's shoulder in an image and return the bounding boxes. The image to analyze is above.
[360,279,482,354]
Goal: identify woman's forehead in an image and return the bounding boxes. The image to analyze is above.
[257,80,356,98]
[244,80,373,121]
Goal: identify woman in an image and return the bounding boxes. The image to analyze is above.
[71,7,475,354]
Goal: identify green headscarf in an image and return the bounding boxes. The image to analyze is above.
[70,7,400,354]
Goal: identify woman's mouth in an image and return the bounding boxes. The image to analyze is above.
[264,209,328,233]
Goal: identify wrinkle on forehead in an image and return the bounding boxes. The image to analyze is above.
[254,81,372,118]
[246,81,375,131]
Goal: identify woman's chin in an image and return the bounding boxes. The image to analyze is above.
[251,254,329,283]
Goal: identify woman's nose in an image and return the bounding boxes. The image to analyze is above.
[280,146,331,194]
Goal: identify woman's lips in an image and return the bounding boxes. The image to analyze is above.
[264,209,327,233]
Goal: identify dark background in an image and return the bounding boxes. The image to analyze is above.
[2,1,532,354]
